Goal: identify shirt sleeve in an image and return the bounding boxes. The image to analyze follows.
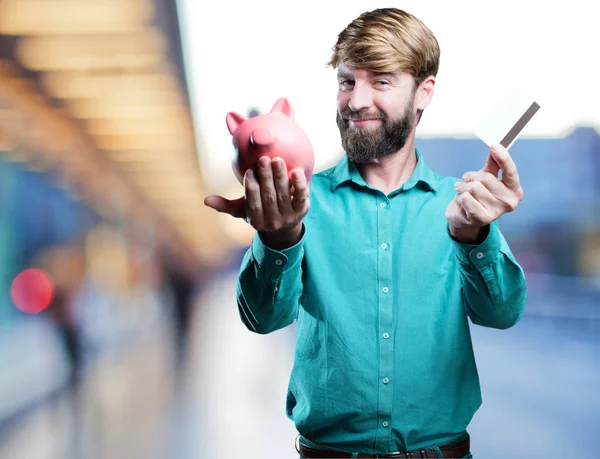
[236,224,306,334]
[448,221,527,329]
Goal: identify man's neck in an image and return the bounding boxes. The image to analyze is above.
[354,135,418,195]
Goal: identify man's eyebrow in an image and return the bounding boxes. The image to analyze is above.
[373,72,397,79]
[337,71,354,80]
[337,70,398,80]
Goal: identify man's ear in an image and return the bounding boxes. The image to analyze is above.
[415,75,436,111]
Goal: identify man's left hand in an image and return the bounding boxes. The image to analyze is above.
[445,144,524,244]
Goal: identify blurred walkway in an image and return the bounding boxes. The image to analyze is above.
[0,330,176,459]
[0,269,299,459]
[0,270,599,458]
[178,271,298,459]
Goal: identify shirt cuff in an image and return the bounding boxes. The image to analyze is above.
[251,224,306,274]
[448,222,502,267]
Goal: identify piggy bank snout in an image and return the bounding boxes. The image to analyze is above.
[250,127,276,147]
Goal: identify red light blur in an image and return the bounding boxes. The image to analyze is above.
[10,269,55,314]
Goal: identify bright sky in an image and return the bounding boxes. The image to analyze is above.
[177,0,599,193]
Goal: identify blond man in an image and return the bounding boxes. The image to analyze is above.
[206,7,526,459]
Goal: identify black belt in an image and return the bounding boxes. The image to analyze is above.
[296,434,470,458]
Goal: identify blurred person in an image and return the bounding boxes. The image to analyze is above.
[34,244,87,459]
[205,8,526,459]
[163,258,197,373]
[36,244,87,392]
[48,287,83,391]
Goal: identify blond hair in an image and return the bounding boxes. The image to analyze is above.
[328,8,440,86]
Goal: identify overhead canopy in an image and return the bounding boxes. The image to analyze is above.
[0,0,235,272]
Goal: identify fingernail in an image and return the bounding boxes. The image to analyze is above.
[259,157,270,168]
[292,171,302,181]
[272,158,282,170]
[246,169,254,179]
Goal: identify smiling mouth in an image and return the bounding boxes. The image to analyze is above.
[349,119,381,127]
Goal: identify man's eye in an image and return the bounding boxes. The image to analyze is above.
[339,80,355,89]
[376,80,390,86]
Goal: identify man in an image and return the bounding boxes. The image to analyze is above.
[205,7,526,458]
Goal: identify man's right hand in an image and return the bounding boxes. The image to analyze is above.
[204,156,310,250]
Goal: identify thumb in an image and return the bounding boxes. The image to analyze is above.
[204,195,246,218]
[481,149,500,176]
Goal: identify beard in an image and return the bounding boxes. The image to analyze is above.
[336,96,416,164]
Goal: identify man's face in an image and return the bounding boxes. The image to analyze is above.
[336,63,418,163]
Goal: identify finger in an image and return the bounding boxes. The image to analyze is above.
[461,171,507,196]
[256,156,280,226]
[456,191,489,225]
[481,150,500,177]
[489,144,522,191]
[290,168,310,213]
[458,177,521,214]
[271,157,292,212]
[244,169,264,228]
[204,195,246,218]
[455,181,496,211]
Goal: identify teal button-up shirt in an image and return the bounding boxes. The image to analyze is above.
[236,149,527,454]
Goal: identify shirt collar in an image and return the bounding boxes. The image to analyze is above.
[330,148,440,194]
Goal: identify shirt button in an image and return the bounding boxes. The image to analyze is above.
[380,243,387,249]
[476,252,484,259]
[383,377,389,384]
[379,202,386,208]
[382,421,389,428]
[382,287,389,293]
[383,333,389,339]
[275,259,283,266]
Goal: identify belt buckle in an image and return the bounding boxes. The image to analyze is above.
[384,450,426,458]
[381,452,408,458]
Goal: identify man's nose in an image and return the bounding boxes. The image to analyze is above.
[348,82,374,111]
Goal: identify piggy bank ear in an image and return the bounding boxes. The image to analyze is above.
[226,112,246,135]
[270,98,294,119]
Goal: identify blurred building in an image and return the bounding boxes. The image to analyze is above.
[416,126,600,277]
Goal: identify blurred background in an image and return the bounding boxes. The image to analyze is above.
[0,0,598,458]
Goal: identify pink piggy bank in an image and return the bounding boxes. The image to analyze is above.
[226,98,314,184]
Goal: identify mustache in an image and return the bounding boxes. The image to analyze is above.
[340,108,387,122]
